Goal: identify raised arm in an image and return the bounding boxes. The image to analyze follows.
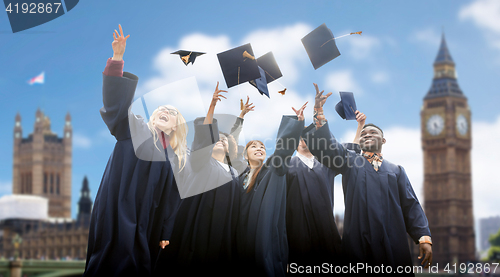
[352,110,366,144]
[342,110,366,154]
[100,24,138,141]
[230,96,254,143]
[203,82,227,125]
[267,102,307,176]
[301,83,352,174]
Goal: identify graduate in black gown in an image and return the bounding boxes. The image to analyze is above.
[153,84,251,276]
[236,102,307,277]
[300,83,433,275]
[84,25,184,277]
[285,139,342,268]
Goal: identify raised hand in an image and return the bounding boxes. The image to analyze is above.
[292,102,308,121]
[355,110,366,125]
[204,81,228,124]
[210,81,228,106]
[313,83,332,109]
[239,96,255,118]
[112,24,130,61]
[353,110,367,144]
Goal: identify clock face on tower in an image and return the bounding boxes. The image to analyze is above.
[456,114,468,136]
[427,114,445,136]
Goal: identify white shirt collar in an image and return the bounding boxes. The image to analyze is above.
[296,152,315,169]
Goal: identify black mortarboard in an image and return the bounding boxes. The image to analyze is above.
[301,23,341,70]
[249,52,284,97]
[217,43,261,88]
[171,50,205,66]
[335,91,357,120]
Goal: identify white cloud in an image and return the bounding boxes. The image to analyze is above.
[370,71,390,84]
[342,33,381,61]
[471,115,500,219]
[410,27,441,47]
[324,70,363,95]
[459,0,500,50]
[73,133,92,149]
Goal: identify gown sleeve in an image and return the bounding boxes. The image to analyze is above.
[189,117,220,172]
[266,115,304,176]
[229,117,248,175]
[398,166,432,243]
[99,71,139,141]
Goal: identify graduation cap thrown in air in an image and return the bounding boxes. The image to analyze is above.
[171,50,205,66]
[335,91,357,120]
[248,52,284,98]
[217,43,261,88]
[302,23,341,70]
[249,66,270,97]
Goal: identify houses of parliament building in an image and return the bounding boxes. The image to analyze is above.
[0,109,92,260]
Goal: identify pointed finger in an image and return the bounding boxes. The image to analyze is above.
[119,24,124,37]
[313,83,319,93]
[218,95,227,99]
[246,96,250,105]
[115,30,120,38]
[291,107,298,114]
[113,32,117,40]
[124,34,130,40]
[325,92,333,98]
[215,81,219,91]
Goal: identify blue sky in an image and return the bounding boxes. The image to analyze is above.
[1,0,500,249]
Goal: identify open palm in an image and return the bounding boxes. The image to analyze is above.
[112,24,130,60]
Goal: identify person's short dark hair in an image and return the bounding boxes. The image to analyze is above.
[362,123,383,135]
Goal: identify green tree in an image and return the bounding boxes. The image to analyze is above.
[488,228,500,262]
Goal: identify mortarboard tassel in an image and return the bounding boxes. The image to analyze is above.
[240,99,244,110]
[278,88,287,95]
[242,50,255,61]
[181,52,192,65]
[320,31,363,48]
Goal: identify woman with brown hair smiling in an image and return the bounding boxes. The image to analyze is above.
[236,102,307,277]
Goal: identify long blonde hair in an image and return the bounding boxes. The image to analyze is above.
[147,105,188,171]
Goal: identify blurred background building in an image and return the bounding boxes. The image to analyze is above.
[0,111,92,260]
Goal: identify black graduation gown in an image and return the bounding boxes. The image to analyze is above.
[153,117,243,276]
[237,115,304,277]
[302,123,431,275]
[285,155,342,266]
[84,73,182,277]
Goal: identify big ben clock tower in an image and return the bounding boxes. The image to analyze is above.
[421,34,475,266]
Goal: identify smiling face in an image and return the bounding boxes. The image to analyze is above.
[359,126,386,153]
[245,140,266,164]
[151,105,179,135]
[213,134,229,154]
